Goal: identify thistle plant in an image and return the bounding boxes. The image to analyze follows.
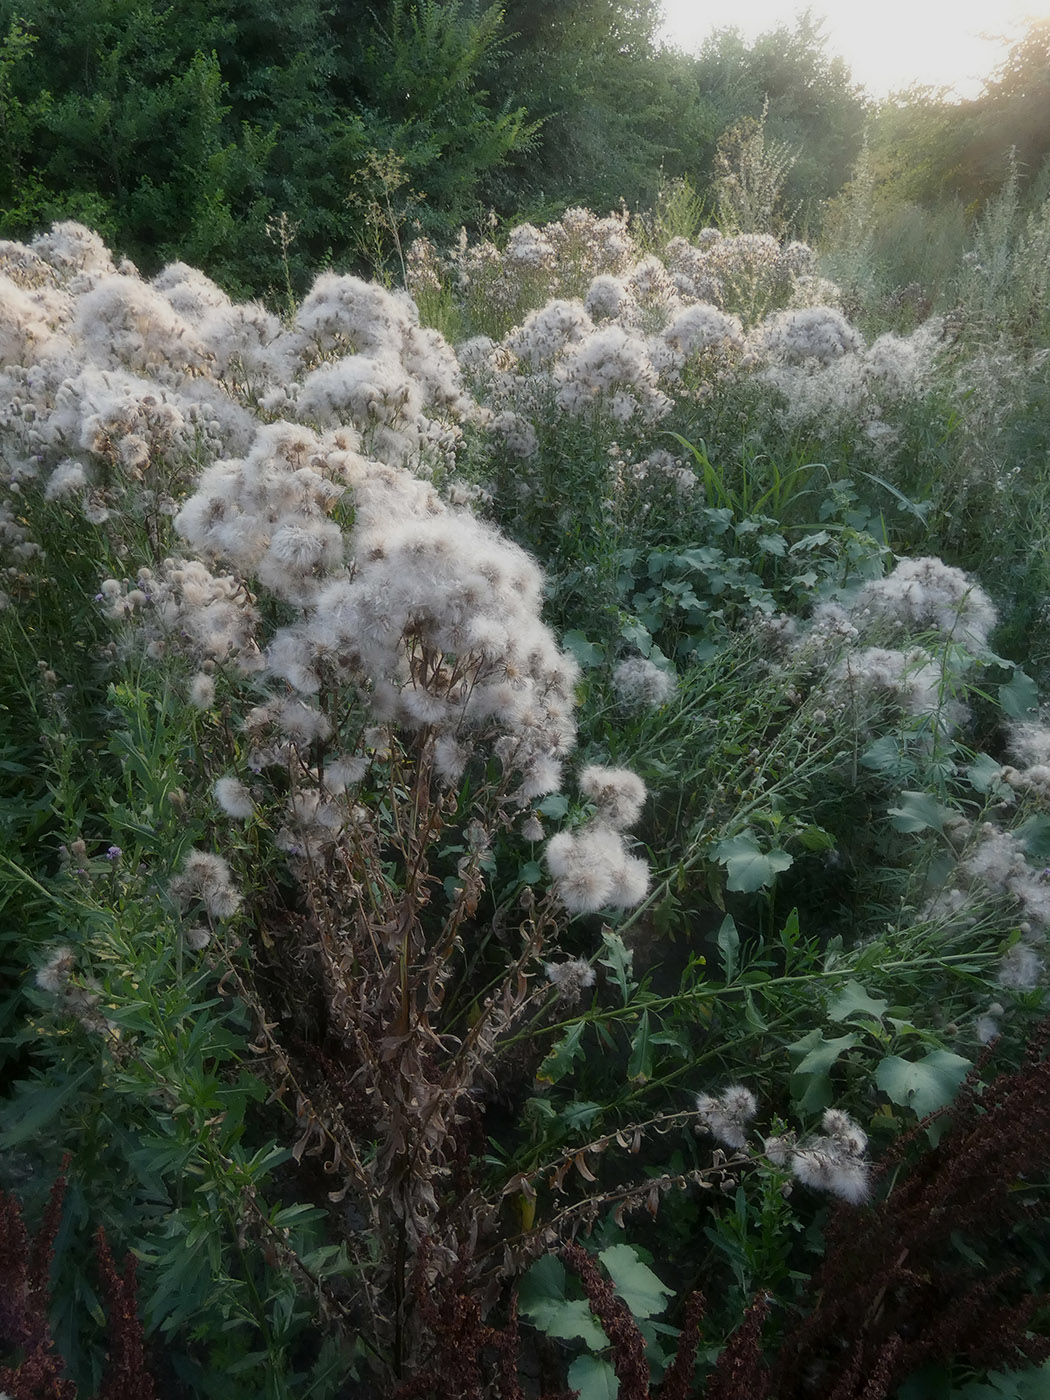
[3,208,1050,1398]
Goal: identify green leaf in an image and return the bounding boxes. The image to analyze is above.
[567,1354,619,1400]
[599,927,636,1003]
[797,824,836,852]
[531,1297,608,1348]
[875,1050,972,1119]
[713,832,793,892]
[887,791,951,834]
[827,980,888,1023]
[562,629,605,669]
[599,1244,672,1319]
[757,533,787,556]
[619,618,653,655]
[537,793,569,819]
[860,735,918,781]
[536,1021,586,1085]
[716,914,739,981]
[0,1069,93,1148]
[1017,815,1050,864]
[519,1257,608,1349]
[791,1032,859,1076]
[561,1101,602,1131]
[627,1011,652,1084]
[999,668,1040,720]
[743,989,768,1030]
[788,1030,858,1113]
[965,752,1011,796]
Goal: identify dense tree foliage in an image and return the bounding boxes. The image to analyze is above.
[480,0,718,215]
[0,0,531,293]
[0,0,1045,298]
[692,13,869,227]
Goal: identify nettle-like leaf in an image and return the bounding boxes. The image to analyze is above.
[861,734,919,782]
[713,832,793,892]
[875,1049,972,1119]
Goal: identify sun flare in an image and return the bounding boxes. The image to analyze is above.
[659,0,1050,98]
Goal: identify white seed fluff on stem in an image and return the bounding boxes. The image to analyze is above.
[188,672,215,709]
[544,958,597,1001]
[579,765,646,831]
[545,822,650,915]
[213,776,255,820]
[790,1108,870,1205]
[170,850,242,920]
[696,1085,758,1150]
[612,657,676,708]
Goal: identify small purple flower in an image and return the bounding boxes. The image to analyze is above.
[105,846,122,861]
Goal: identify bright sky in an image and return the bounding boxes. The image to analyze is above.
[658,1,1049,99]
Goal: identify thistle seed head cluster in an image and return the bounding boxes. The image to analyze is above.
[764,556,998,738]
[169,850,242,922]
[696,1084,758,1149]
[545,766,651,915]
[788,1109,870,1205]
[612,656,677,709]
[421,214,942,470]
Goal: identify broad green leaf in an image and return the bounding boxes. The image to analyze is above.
[537,793,569,819]
[875,1050,972,1119]
[568,1354,619,1400]
[791,1032,859,1077]
[999,668,1039,721]
[788,1030,858,1113]
[1017,814,1050,864]
[951,1362,1050,1400]
[562,629,605,669]
[519,1257,609,1349]
[966,752,1011,796]
[713,832,793,892]
[757,533,787,556]
[797,824,836,852]
[619,618,652,655]
[599,1244,672,1318]
[888,791,951,834]
[828,980,888,1023]
[529,1298,608,1348]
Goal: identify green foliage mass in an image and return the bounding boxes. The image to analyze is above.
[0,0,881,296]
[0,0,533,295]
